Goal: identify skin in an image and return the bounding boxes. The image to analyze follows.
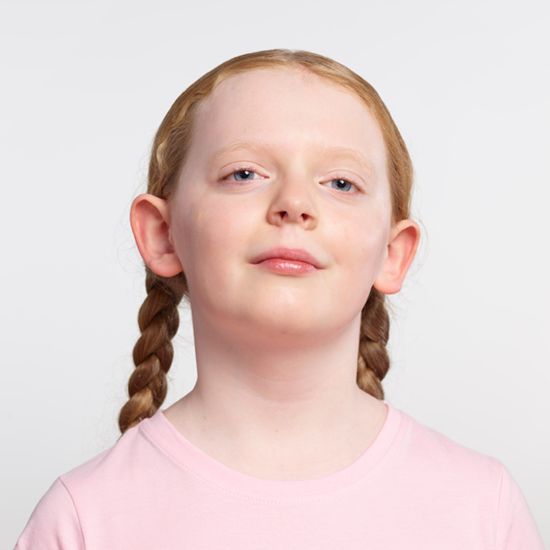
[130,68,420,480]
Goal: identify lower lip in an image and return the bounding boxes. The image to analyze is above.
[255,259,318,274]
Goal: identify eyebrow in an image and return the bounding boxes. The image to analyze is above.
[212,140,276,165]
[319,146,375,177]
[211,140,375,177]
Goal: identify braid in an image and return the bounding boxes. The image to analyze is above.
[356,288,390,400]
[118,269,186,434]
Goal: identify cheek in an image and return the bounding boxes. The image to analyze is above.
[329,205,390,287]
[172,193,256,280]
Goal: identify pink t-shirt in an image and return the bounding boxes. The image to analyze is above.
[15,403,544,549]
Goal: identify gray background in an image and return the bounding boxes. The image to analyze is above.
[2,0,548,547]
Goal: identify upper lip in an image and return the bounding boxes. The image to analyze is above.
[251,248,323,269]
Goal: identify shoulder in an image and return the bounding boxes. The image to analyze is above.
[396,408,503,479]
[389,407,544,548]
[58,412,173,504]
[15,414,165,549]
[382,406,504,519]
[15,477,85,549]
[61,419,151,485]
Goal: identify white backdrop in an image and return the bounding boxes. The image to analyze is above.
[1,0,548,546]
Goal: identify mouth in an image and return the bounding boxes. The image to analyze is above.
[251,248,323,275]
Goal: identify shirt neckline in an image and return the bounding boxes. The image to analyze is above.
[140,400,405,503]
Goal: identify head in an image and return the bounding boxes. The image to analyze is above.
[119,49,419,434]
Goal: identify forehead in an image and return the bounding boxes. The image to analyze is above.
[189,68,387,178]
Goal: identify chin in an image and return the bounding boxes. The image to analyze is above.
[192,284,363,345]
[236,301,353,345]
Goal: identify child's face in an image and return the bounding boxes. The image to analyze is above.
[168,68,394,339]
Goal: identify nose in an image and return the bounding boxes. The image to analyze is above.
[266,175,318,230]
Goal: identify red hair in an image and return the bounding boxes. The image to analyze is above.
[119,49,414,434]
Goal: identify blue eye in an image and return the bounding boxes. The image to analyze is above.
[330,179,353,192]
[231,170,259,181]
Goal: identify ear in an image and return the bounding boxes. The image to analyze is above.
[130,194,184,277]
[373,220,420,295]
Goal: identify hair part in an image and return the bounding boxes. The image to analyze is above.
[119,49,414,434]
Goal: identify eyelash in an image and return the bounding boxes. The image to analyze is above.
[322,177,360,193]
[222,166,263,182]
[222,167,361,193]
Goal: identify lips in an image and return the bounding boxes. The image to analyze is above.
[251,248,323,270]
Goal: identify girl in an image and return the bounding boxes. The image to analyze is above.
[15,49,544,549]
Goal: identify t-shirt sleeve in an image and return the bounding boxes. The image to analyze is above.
[495,463,545,550]
[14,478,85,550]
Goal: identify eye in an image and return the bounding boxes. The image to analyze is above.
[323,178,357,192]
[227,169,262,182]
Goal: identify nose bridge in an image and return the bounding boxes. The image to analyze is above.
[267,166,318,228]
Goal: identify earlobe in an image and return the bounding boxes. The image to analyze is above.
[130,194,184,277]
[373,220,420,295]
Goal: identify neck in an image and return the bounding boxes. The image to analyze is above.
[164,306,387,479]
